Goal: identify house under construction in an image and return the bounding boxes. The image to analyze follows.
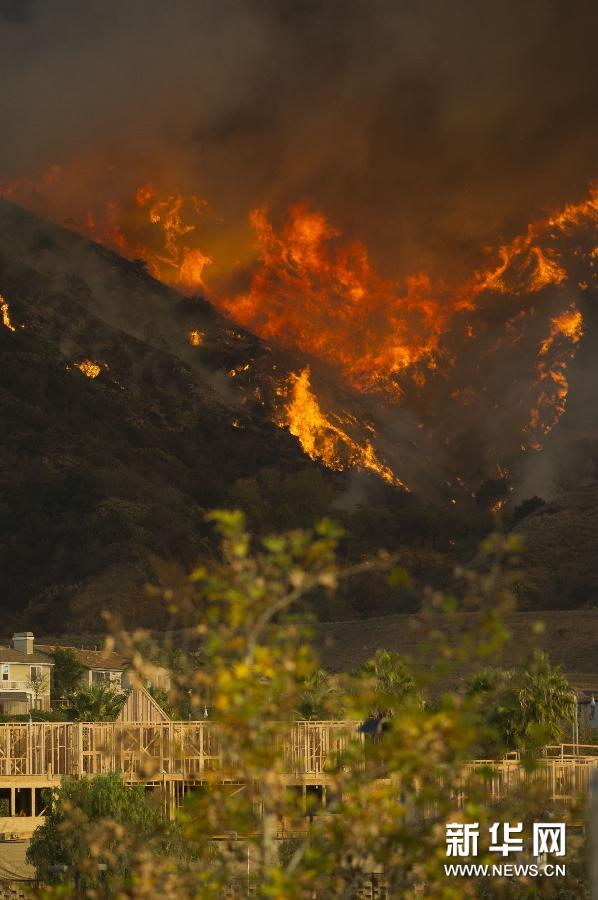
[0,688,597,841]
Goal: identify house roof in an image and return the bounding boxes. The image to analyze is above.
[0,647,54,665]
[36,644,129,672]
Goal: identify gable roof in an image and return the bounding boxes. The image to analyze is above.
[0,646,54,664]
[117,686,170,723]
[36,644,129,672]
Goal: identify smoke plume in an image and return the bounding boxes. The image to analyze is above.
[1,0,597,280]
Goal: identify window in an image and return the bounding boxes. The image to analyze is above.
[1,665,8,681]
[30,665,42,682]
[92,670,122,686]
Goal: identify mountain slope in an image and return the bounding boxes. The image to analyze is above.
[512,484,598,609]
[0,199,346,629]
[2,198,597,634]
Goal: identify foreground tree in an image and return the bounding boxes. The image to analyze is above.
[30,517,588,898]
[295,669,344,720]
[517,651,576,745]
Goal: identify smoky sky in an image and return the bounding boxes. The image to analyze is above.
[1,0,597,280]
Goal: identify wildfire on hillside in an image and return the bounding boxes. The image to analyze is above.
[1,166,596,498]
[0,170,213,291]
[220,190,595,404]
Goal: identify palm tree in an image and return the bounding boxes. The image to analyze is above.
[359,650,418,718]
[295,669,343,720]
[469,656,576,751]
[517,652,576,744]
[67,683,128,721]
[467,667,522,753]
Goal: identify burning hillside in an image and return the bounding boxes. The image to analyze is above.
[6,167,594,387]
[1,166,596,497]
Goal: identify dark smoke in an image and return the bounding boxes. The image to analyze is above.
[1,0,597,281]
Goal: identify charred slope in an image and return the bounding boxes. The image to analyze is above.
[0,200,349,630]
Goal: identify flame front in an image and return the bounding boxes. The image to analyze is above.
[219,204,468,398]
[221,191,596,404]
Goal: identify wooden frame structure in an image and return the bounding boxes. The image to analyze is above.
[460,755,598,804]
[0,720,362,834]
[0,720,361,780]
[1,718,597,839]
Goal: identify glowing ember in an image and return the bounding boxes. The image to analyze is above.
[0,295,16,332]
[277,367,408,489]
[76,359,102,378]
[228,363,250,377]
[188,330,204,346]
[539,307,584,354]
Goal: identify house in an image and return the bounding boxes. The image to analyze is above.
[0,632,172,712]
[0,633,53,714]
[36,644,130,691]
[35,643,171,694]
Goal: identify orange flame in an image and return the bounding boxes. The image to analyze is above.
[135,186,213,289]
[0,169,213,291]
[218,203,470,398]
[1,295,16,332]
[525,306,583,445]
[188,329,204,347]
[218,189,596,406]
[76,359,102,378]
